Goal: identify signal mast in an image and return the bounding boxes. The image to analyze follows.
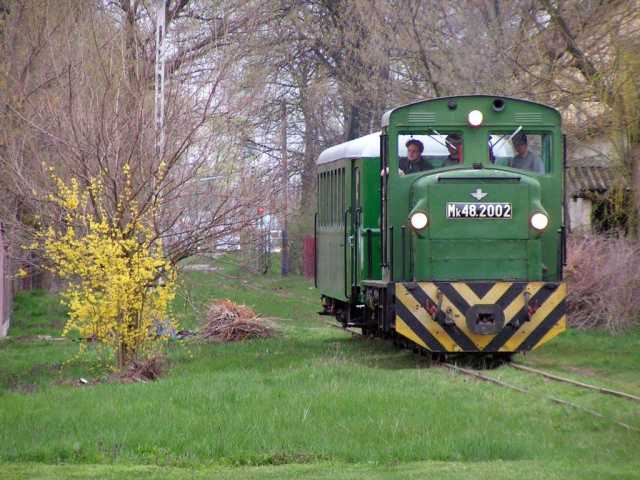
[154,0,167,157]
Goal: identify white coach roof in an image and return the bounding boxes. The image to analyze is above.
[316,132,381,165]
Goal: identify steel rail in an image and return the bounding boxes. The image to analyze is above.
[510,363,640,403]
[443,362,639,433]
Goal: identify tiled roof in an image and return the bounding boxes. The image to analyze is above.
[567,166,616,197]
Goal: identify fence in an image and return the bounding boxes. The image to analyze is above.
[303,235,315,279]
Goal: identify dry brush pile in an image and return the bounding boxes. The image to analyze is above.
[565,234,640,333]
[200,299,274,342]
[113,356,168,384]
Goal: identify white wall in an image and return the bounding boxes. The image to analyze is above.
[568,197,592,232]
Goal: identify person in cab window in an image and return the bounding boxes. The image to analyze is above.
[444,134,463,166]
[510,133,544,174]
[399,139,432,175]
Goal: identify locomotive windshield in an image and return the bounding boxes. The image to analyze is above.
[489,132,550,174]
[397,133,464,174]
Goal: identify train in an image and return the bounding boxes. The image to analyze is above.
[315,95,567,357]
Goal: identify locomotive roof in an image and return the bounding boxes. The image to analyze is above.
[381,95,560,127]
[316,131,380,165]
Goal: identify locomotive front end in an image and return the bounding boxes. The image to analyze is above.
[394,169,566,353]
[383,96,567,355]
[315,95,567,357]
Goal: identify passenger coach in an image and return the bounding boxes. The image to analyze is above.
[315,96,567,356]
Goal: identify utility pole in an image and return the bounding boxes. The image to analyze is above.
[280,100,289,276]
[0,226,7,337]
[154,0,167,158]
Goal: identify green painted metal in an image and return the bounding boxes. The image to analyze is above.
[408,169,545,280]
[386,96,563,284]
[316,95,564,303]
[316,160,350,301]
[354,158,382,284]
[316,155,382,302]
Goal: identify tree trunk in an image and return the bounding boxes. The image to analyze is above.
[0,228,9,337]
[631,142,640,238]
[300,95,320,217]
[346,104,362,141]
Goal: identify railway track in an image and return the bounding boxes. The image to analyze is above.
[508,363,640,403]
[442,362,640,433]
[333,323,640,433]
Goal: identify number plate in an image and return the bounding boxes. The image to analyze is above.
[446,202,512,219]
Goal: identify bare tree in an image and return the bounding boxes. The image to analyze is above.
[510,0,640,233]
[0,0,280,334]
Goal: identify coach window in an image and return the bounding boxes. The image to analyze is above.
[330,170,335,226]
[335,169,340,226]
[354,167,360,207]
[317,173,321,226]
[319,172,324,226]
[489,132,550,174]
[326,171,330,225]
[340,168,345,223]
[319,173,325,227]
[336,169,342,226]
[323,173,327,226]
[323,172,329,227]
[397,133,464,174]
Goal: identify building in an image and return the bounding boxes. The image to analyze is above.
[565,135,628,233]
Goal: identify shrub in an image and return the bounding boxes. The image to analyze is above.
[37,172,177,368]
[565,233,640,332]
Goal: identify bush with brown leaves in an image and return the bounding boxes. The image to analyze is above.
[565,234,640,333]
[114,356,167,383]
[200,299,274,342]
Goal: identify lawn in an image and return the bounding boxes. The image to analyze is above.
[1,255,639,479]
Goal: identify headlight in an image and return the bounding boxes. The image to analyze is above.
[410,212,428,230]
[530,212,549,231]
[468,110,483,127]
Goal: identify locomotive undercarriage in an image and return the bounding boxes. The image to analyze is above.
[322,280,566,355]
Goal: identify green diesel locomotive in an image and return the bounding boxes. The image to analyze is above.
[315,95,566,355]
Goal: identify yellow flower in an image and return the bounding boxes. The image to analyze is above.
[33,170,178,367]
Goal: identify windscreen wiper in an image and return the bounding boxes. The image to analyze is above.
[427,128,449,148]
[490,125,523,151]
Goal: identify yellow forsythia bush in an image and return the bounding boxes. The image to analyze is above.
[40,171,177,367]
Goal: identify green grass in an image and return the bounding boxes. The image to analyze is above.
[2,459,639,480]
[174,253,319,331]
[522,327,640,394]
[0,289,108,393]
[9,288,68,337]
[1,254,639,478]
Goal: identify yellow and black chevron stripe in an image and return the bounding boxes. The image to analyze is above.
[394,281,566,353]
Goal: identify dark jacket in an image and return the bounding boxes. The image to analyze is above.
[399,156,433,174]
